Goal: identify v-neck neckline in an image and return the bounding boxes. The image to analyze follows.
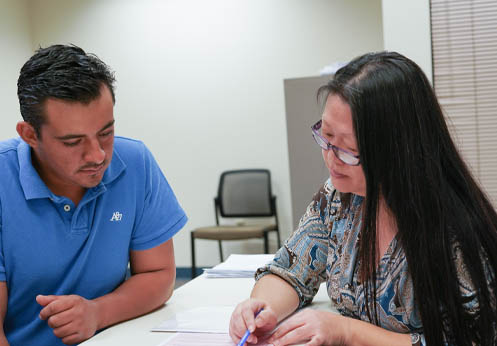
[376,233,398,272]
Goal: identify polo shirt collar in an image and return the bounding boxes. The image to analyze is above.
[18,140,126,200]
[101,147,126,185]
[18,140,51,200]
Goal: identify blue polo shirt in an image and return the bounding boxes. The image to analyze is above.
[0,136,187,346]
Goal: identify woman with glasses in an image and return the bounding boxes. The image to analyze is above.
[229,51,497,346]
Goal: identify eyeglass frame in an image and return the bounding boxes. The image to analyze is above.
[311,119,361,166]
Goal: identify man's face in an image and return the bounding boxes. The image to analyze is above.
[31,85,115,197]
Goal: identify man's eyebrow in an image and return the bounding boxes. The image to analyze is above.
[99,120,115,132]
[55,120,115,141]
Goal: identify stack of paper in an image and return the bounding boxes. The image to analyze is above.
[157,333,271,346]
[151,306,233,333]
[152,306,272,346]
[203,254,274,278]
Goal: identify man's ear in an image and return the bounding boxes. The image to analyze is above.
[16,121,39,148]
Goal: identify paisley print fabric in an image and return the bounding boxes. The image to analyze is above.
[256,178,485,346]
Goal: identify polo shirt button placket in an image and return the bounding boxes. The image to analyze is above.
[63,204,71,212]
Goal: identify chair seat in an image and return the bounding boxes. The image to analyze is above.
[192,224,277,240]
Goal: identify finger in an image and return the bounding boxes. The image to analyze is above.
[51,320,75,339]
[269,315,304,342]
[305,336,325,346]
[36,295,59,307]
[61,332,82,345]
[240,308,255,334]
[247,334,258,344]
[230,304,249,340]
[240,331,259,345]
[241,301,266,333]
[249,300,268,332]
[39,297,74,320]
[254,309,277,330]
[230,299,269,344]
[272,325,310,346]
[47,308,75,329]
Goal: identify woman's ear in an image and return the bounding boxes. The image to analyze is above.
[16,121,39,148]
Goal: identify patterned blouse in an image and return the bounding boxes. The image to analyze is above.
[256,179,481,346]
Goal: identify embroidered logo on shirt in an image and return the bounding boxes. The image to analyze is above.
[110,211,123,221]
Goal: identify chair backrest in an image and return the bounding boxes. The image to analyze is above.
[217,169,274,218]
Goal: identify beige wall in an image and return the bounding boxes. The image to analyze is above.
[0,0,33,140]
[2,0,384,267]
[382,0,432,82]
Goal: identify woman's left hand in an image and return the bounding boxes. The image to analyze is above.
[267,309,350,346]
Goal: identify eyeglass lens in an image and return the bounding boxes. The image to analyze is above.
[311,121,359,165]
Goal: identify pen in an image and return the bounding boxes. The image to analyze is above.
[237,309,263,346]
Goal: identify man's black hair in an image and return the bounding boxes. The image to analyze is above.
[17,44,116,137]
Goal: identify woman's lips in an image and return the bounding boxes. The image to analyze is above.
[330,168,347,178]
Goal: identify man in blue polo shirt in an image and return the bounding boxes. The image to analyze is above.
[0,45,187,346]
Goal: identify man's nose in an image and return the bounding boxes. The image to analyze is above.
[83,138,105,164]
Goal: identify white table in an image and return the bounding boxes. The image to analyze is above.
[80,275,337,345]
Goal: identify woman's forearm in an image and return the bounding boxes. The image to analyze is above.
[346,317,411,346]
[250,274,300,322]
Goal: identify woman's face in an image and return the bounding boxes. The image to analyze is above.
[321,94,366,196]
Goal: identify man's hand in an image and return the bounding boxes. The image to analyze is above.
[37,294,99,345]
[0,335,9,346]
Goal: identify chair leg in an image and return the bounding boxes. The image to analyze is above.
[264,232,269,253]
[276,229,281,248]
[218,240,224,262]
[191,232,196,279]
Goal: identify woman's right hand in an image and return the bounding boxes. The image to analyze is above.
[229,298,278,345]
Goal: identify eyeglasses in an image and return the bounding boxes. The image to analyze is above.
[311,120,360,166]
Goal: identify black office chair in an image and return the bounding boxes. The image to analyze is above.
[190,169,281,278]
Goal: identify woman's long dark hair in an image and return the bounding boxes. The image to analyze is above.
[319,52,497,345]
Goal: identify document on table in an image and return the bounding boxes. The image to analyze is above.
[151,306,234,333]
[203,254,274,278]
[153,305,273,345]
[156,333,271,346]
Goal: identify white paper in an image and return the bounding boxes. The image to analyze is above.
[156,332,271,346]
[319,61,347,75]
[203,254,274,278]
[151,306,234,333]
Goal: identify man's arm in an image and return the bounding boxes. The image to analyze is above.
[0,282,9,346]
[95,238,176,327]
[37,239,176,344]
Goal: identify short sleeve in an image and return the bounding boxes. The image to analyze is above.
[256,179,338,307]
[420,334,427,346]
[129,145,187,251]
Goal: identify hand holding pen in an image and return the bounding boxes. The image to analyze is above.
[237,309,264,346]
[230,299,278,346]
